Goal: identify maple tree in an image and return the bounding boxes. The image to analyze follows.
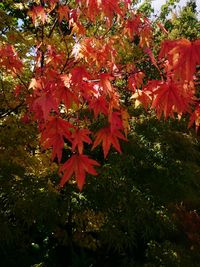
[0,0,200,190]
[1,1,200,266]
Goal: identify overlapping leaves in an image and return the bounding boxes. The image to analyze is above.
[1,0,199,190]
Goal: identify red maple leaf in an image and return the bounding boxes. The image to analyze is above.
[71,128,92,154]
[108,111,123,133]
[76,0,99,22]
[42,134,64,163]
[70,66,91,86]
[157,22,168,34]
[46,46,66,68]
[89,95,108,118]
[0,44,23,74]
[92,126,127,158]
[41,117,74,162]
[128,72,145,92]
[150,79,192,118]
[123,14,141,39]
[76,38,116,70]
[59,154,100,190]
[139,24,152,48]
[57,5,69,22]
[56,85,79,109]
[144,48,159,70]
[101,0,123,26]
[33,91,59,120]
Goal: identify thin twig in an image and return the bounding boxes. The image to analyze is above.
[47,18,58,38]
[0,102,25,118]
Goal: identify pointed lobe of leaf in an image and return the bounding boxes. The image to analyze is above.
[0,44,23,74]
[28,6,47,26]
[71,128,92,154]
[41,117,74,162]
[150,80,192,118]
[89,95,108,118]
[159,39,200,81]
[128,72,145,92]
[59,154,100,190]
[92,126,127,158]
[121,109,130,137]
[57,5,69,22]
[188,104,200,132]
[76,0,125,25]
[100,73,114,96]
[33,91,58,120]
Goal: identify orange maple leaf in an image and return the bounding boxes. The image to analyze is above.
[77,38,116,69]
[124,14,152,47]
[121,109,130,137]
[59,154,100,190]
[131,89,152,110]
[159,39,200,81]
[188,103,200,131]
[92,126,127,158]
[76,0,124,25]
[28,6,47,26]
[139,24,152,48]
[57,5,69,22]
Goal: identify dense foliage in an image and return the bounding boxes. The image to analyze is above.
[0,0,200,266]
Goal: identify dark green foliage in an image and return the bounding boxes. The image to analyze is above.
[85,110,200,266]
[1,109,200,266]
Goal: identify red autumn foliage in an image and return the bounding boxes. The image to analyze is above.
[59,154,100,190]
[0,0,199,190]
